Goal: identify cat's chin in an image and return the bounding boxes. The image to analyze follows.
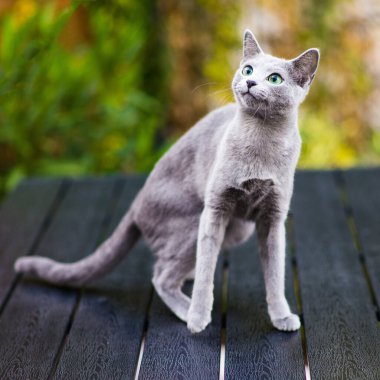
[235,99,269,119]
[236,92,265,110]
[236,98,262,113]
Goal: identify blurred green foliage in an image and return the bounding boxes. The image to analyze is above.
[0,0,380,199]
[0,0,168,196]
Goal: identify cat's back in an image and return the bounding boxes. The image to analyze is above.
[133,103,237,217]
[147,102,236,186]
[165,102,236,160]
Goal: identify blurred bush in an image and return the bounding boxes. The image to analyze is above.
[0,0,168,195]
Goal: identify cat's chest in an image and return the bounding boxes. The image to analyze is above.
[211,178,276,221]
[233,178,276,220]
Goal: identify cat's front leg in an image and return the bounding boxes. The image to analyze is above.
[187,206,227,333]
[257,216,301,331]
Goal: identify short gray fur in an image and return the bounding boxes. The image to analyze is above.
[15,30,319,334]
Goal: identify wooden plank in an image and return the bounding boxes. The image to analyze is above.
[0,178,63,307]
[224,235,305,380]
[138,257,223,379]
[0,178,116,380]
[292,171,380,379]
[52,176,153,380]
[342,168,380,309]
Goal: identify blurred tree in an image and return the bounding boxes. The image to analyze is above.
[161,0,239,136]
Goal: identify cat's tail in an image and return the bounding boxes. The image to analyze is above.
[14,210,141,286]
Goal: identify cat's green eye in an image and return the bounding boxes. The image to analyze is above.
[267,73,283,85]
[242,65,253,76]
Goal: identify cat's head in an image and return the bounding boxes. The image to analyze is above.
[232,29,319,119]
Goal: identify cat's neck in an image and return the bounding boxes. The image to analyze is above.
[224,105,300,156]
[237,106,298,133]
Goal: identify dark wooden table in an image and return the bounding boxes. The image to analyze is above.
[0,169,379,379]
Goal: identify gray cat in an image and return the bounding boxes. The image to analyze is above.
[15,30,319,334]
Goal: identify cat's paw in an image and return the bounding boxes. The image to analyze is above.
[272,313,301,332]
[187,311,211,334]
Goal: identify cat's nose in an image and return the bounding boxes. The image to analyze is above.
[246,80,257,89]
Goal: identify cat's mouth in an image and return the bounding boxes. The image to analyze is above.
[239,91,268,109]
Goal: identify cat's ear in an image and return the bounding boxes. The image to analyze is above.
[289,48,320,87]
[243,29,263,59]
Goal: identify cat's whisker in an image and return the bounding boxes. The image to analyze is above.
[215,93,233,106]
[253,103,262,118]
[191,82,220,93]
[208,88,232,97]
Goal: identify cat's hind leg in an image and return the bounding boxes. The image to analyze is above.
[152,250,195,322]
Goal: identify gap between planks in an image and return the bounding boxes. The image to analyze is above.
[47,290,82,380]
[133,287,154,380]
[287,215,312,380]
[134,332,146,380]
[0,180,70,319]
[47,178,129,378]
[219,250,229,380]
[333,171,380,325]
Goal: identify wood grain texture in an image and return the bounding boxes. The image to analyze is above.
[0,178,116,380]
[292,171,380,379]
[2,170,380,379]
[224,235,305,380]
[138,257,223,379]
[0,178,63,306]
[342,168,380,309]
[53,175,153,380]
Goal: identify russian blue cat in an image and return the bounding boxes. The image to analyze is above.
[15,30,319,333]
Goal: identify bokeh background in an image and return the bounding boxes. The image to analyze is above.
[0,0,379,197]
